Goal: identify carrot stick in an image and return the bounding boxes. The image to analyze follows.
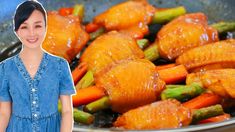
[156,63,176,71]
[183,93,222,109]
[85,22,102,33]
[72,62,88,85]
[157,64,188,84]
[58,7,73,16]
[72,86,105,107]
[197,113,231,124]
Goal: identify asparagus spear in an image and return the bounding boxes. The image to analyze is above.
[152,6,186,24]
[161,83,205,102]
[211,22,235,34]
[84,96,110,113]
[192,104,224,124]
[166,84,186,89]
[58,101,94,124]
[144,43,159,61]
[73,4,85,20]
[89,27,105,40]
[73,108,95,124]
[137,39,149,49]
[76,70,94,89]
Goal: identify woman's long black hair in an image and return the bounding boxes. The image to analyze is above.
[13,0,47,31]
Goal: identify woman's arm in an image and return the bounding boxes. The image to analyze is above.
[59,95,74,132]
[0,102,11,132]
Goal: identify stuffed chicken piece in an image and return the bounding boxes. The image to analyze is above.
[42,11,89,62]
[176,39,235,72]
[186,69,235,98]
[156,13,219,60]
[95,59,165,113]
[80,31,144,76]
[93,0,155,38]
[114,99,192,130]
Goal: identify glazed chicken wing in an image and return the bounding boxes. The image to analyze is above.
[186,69,235,98]
[93,0,155,38]
[80,31,144,75]
[176,39,235,72]
[42,11,89,62]
[157,13,219,60]
[95,59,165,113]
[114,99,192,130]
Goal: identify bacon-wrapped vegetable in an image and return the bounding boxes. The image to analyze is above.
[114,99,223,130]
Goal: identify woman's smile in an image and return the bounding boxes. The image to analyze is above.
[26,37,39,44]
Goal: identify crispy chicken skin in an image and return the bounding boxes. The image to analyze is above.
[157,13,219,60]
[186,69,235,98]
[114,99,192,130]
[176,39,235,72]
[95,59,165,113]
[80,31,144,75]
[42,11,89,62]
[93,0,155,39]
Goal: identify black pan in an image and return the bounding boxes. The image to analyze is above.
[1,0,235,131]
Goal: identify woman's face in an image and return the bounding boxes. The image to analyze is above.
[16,10,46,49]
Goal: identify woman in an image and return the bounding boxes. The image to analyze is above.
[0,1,76,132]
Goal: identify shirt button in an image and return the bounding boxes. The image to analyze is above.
[32,101,36,104]
[32,88,36,92]
[34,114,37,117]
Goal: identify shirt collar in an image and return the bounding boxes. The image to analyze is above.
[13,52,48,83]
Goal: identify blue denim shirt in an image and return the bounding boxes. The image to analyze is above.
[0,52,76,131]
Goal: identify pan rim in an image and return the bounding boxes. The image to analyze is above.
[73,117,235,131]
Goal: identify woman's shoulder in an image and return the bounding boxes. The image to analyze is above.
[0,54,17,69]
